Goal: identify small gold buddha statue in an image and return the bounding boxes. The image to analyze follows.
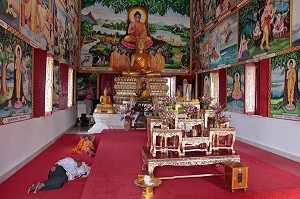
[122,38,161,77]
[176,89,184,102]
[137,81,151,99]
[95,87,114,113]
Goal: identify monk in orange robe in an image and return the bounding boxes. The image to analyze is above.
[70,136,95,156]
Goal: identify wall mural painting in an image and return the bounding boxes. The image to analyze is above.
[192,0,204,37]
[0,27,33,124]
[238,0,290,60]
[80,1,190,74]
[270,51,300,120]
[68,0,80,29]
[69,25,78,68]
[77,73,97,101]
[204,0,216,24]
[215,0,240,18]
[227,64,244,113]
[292,0,300,47]
[20,0,54,53]
[209,12,238,69]
[0,0,20,30]
[203,72,211,97]
[193,32,209,72]
[53,0,69,62]
[52,59,59,112]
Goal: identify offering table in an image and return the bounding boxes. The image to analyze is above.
[142,146,240,176]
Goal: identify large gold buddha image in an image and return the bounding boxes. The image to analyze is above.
[122,38,161,77]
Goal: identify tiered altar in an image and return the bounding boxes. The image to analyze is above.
[113,76,169,106]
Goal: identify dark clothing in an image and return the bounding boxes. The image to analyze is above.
[41,165,68,190]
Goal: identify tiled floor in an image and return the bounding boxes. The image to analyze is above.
[67,125,91,134]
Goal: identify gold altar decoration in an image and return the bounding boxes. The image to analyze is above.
[209,127,236,154]
[94,87,114,113]
[134,175,162,199]
[113,76,168,112]
[142,146,240,176]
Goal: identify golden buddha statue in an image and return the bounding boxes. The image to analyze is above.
[95,87,114,113]
[176,89,184,102]
[122,38,160,77]
[137,81,151,99]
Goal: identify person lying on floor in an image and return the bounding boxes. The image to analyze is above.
[28,157,86,193]
[70,135,95,157]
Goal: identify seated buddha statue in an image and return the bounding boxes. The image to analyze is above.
[95,87,114,113]
[122,38,160,77]
[176,89,184,102]
[137,81,151,99]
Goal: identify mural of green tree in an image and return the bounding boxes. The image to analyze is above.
[270,51,300,120]
[80,0,190,73]
[81,0,190,16]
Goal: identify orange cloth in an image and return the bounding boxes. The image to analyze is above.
[70,138,95,154]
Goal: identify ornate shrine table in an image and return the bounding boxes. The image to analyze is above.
[181,136,210,156]
[142,146,240,176]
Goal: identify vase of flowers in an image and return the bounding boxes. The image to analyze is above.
[199,95,213,109]
[212,103,230,128]
[119,103,135,131]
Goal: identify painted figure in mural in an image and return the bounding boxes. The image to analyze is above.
[216,0,225,17]
[238,35,250,61]
[6,0,17,18]
[232,73,243,100]
[286,59,296,110]
[260,0,276,51]
[109,46,120,70]
[14,44,23,107]
[193,0,203,32]
[203,76,210,96]
[37,2,53,50]
[138,81,151,99]
[212,47,220,61]
[223,22,233,44]
[211,28,222,61]
[273,13,287,36]
[100,87,112,105]
[253,21,262,40]
[122,11,152,49]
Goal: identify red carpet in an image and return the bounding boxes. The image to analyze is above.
[2,130,300,199]
[0,133,101,199]
[82,130,300,199]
